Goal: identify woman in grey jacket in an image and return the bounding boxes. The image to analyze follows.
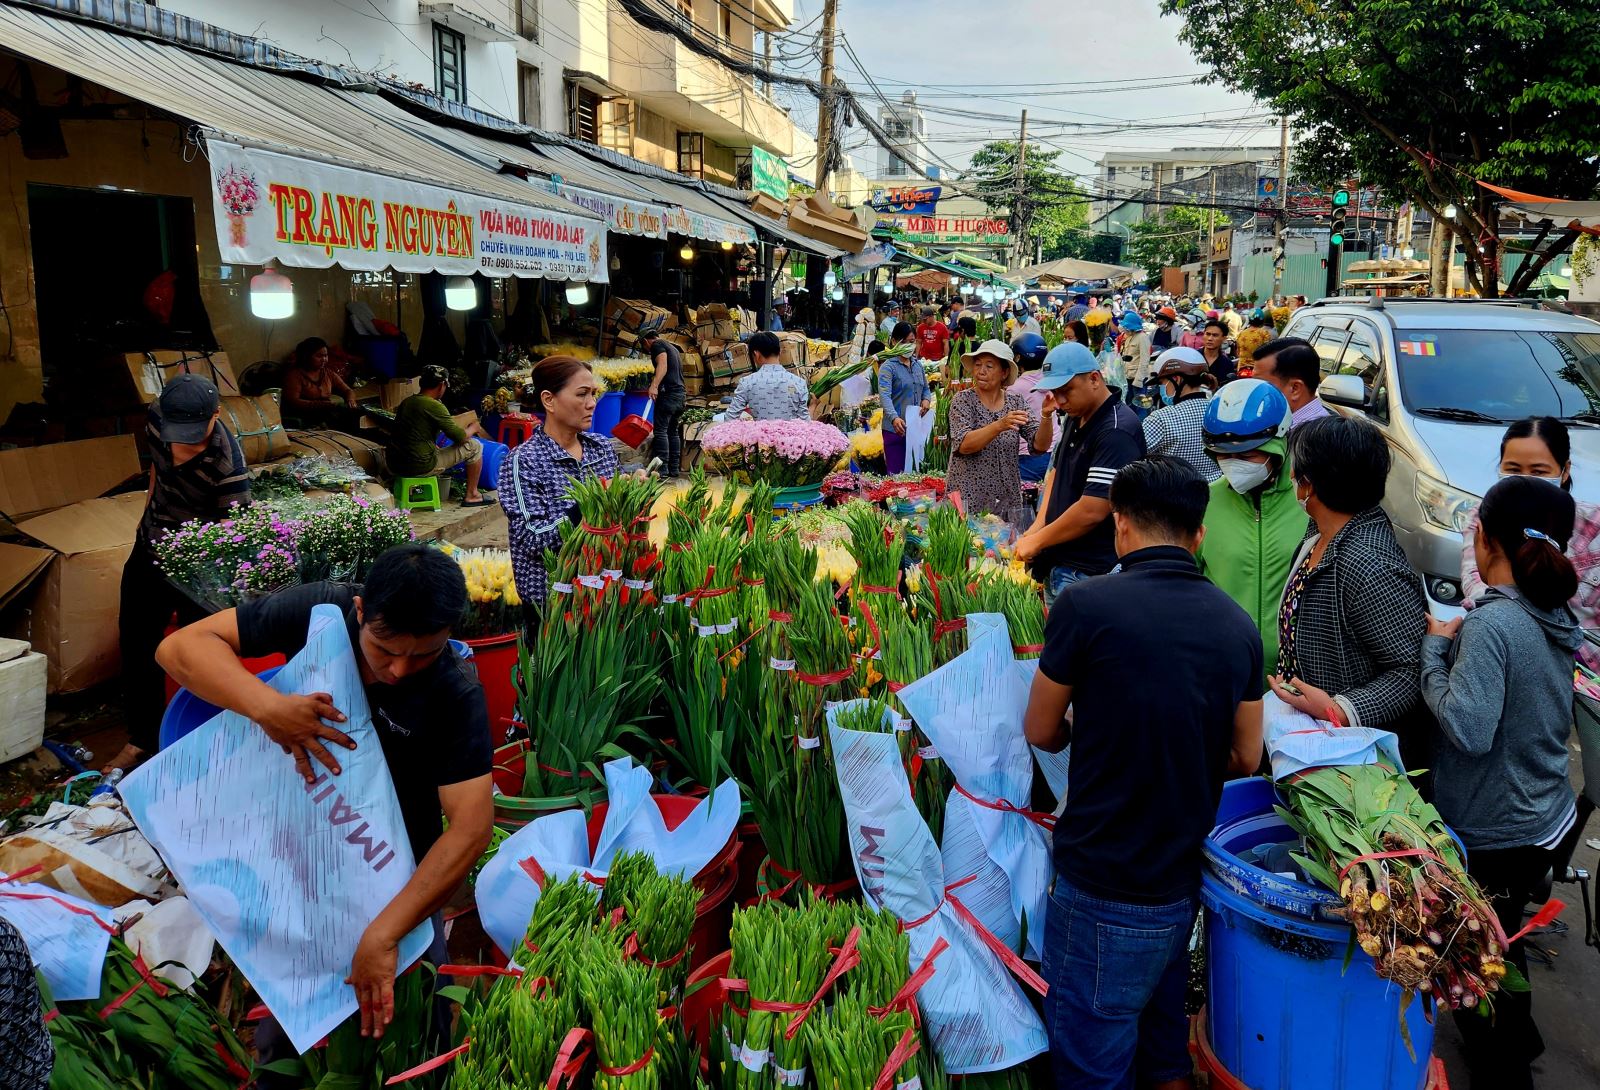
[1421,474,1581,1090]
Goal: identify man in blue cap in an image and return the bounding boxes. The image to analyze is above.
[1015,342,1146,604]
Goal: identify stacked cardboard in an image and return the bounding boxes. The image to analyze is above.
[601,296,675,357]
[123,350,240,404]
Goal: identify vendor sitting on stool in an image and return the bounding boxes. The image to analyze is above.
[388,364,493,506]
[155,543,492,1070]
[282,337,358,430]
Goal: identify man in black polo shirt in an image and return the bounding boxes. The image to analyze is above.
[1024,456,1264,1090]
[155,543,492,1052]
[108,373,252,773]
[1015,342,1145,604]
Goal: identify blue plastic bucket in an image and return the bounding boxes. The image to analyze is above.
[1204,777,1346,921]
[158,641,474,751]
[591,391,625,437]
[620,391,651,420]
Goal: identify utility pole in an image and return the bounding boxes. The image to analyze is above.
[1204,169,1217,296]
[1013,109,1028,271]
[813,0,838,189]
[1273,115,1289,300]
[763,32,772,96]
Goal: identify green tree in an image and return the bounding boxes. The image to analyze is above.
[964,142,1089,266]
[1162,0,1600,296]
[1051,230,1125,264]
[1123,204,1213,280]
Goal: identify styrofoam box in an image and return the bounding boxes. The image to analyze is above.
[0,638,47,763]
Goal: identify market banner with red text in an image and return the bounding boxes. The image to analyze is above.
[209,141,608,281]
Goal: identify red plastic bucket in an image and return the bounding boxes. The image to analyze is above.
[464,631,520,746]
[688,863,736,972]
[682,949,734,1069]
[611,398,654,448]
[161,622,282,703]
[585,794,739,891]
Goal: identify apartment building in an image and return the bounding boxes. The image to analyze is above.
[1092,146,1279,221]
[160,0,806,188]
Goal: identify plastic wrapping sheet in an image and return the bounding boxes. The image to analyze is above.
[985,615,1072,806]
[475,759,741,958]
[0,881,113,1000]
[897,614,1052,962]
[1263,692,1403,779]
[829,701,1047,1073]
[120,604,429,1052]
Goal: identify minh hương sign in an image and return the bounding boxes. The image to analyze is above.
[209,140,608,281]
[881,214,1012,247]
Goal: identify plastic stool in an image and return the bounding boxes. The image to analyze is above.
[394,476,442,511]
[498,417,535,447]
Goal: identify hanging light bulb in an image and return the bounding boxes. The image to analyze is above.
[680,243,695,262]
[830,286,844,301]
[444,276,476,311]
[1443,203,1458,220]
[1561,264,1574,277]
[248,262,294,320]
[823,269,838,288]
[949,274,960,285]
[721,240,733,251]
[566,282,590,305]
[879,281,894,294]
[609,254,621,272]
[961,282,975,295]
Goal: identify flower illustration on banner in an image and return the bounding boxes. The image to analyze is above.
[216,164,261,248]
[588,237,601,267]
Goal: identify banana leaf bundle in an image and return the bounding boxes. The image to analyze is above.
[1278,765,1515,1023]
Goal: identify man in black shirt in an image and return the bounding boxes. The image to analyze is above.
[643,325,687,477]
[1024,456,1264,1090]
[109,373,252,772]
[1014,342,1146,604]
[156,544,492,1047]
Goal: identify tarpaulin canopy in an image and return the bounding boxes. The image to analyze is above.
[1478,179,1600,237]
[1013,256,1144,287]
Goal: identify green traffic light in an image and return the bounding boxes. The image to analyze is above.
[1330,232,1345,246]
[1332,189,1351,208]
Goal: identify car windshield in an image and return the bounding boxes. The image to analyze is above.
[1395,328,1600,422]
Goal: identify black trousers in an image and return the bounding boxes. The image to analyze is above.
[1452,842,1557,1090]
[118,538,204,754]
[651,391,686,477]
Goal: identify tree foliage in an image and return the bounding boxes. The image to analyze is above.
[1050,230,1125,265]
[1161,0,1600,296]
[1123,203,1214,280]
[964,141,1089,264]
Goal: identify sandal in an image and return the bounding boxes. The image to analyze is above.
[460,497,496,508]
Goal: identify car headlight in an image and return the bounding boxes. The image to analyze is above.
[1414,472,1479,533]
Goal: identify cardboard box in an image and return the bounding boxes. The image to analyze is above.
[219,395,292,464]
[777,332,806,368]
[0,638,46,763]
[282,431,388,478]
[726,342,752,376]
[706,348,736,381]
[3,492,147,693]
[124,351,240,403]
[682,376,705,397]
[680,351,704,378]
[0,435,140,523]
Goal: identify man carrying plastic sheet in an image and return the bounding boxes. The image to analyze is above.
[155,543,493,1069]
[1023,456,1265,1090]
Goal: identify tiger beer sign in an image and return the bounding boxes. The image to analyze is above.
[209,140,607,281]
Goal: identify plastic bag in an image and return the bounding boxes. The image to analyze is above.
[0,800,176,907]
[897,614,1052,962]
[475,759,741,958]
[1263,692,1404,780]
[120,604,430,1053]
[828,700,1048,1073]
[904,404,936,471]
[0,881,114,1001]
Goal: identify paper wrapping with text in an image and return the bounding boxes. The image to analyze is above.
[476,759,741,958]
[0,882,113,1001]
[829,702,1047,1073]
[120,604,430,1052]
[897,613,1053,962]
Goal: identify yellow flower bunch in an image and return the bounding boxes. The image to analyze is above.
[850,429,885,458]
[1083,307,1112,327]
[456,548,518,605]
[1268,305,1292,330]
[814,542,857,586]
[592,358,655,391]
[531,343,597,361]
[868,408,884,430]
[975,555,1038,588]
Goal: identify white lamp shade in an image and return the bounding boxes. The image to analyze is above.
[680,244,695,261]
[1443,204,1457,219]
[879,281,893,294]
[1561,265,1574,277]
[721,240,733,251]
[565,283,590,305]
[962,282,974,294]
[949,275,960,284]
[823,269,838,287]
[444,276,476,311]
[830,287,844,301]
[249,266,294,320]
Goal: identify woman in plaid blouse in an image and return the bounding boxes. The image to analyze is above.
[1267,415,1431,765]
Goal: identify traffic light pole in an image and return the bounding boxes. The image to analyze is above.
[1326,188,1350,297]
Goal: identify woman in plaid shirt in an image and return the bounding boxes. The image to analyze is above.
[1268,415,1432,766]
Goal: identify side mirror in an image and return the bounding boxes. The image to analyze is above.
[1319,373,1367,409]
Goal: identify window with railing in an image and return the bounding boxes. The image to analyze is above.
[434,24,466,104]
[568,82,601,143]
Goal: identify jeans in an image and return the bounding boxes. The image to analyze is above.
[1020,450,1053,483]
[119,538,205,753]
[1453,843,1557,1090]
[1045,564,1093,609]
[1042,876,1198,1090]
[651,391,686,476]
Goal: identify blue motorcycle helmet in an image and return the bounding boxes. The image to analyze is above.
[1202,378,1292,454]
[1011,331,1049,371]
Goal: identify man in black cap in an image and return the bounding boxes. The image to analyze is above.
[107,373,252,772]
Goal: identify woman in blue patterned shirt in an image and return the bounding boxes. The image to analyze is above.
[497,356,619,616]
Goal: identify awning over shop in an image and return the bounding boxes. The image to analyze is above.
[893,248,1009,287]
[343,93,677,241]
[0,4,608,281]
[1013,257,1144,287]
[541,147,755,247]
[701,192,845,260]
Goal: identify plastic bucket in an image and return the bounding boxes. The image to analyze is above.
[612,398,654,448]
[688,863,737,971]
[490,739,598,831]
[159,665,284,751]
[1202,873,1435,1090]
[620,391,652,419]
[772,482,824,509]
[682,949,734,1071]
[591,391,625,437]
[463,631,519,746]
[1203,777,1345,921]
[584,794,739,891]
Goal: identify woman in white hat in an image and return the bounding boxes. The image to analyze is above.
[946,339,1053,518]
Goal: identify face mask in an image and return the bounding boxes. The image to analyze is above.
[1295,483,1311,514]
[1219,458,1272,494]
[1159,383,1175,406]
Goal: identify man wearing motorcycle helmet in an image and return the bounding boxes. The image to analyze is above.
[1196,379,1306,681]
[1010,332,1055,481]
[1142,348,1220,481]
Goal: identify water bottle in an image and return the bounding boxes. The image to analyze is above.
[87,768,125,804]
